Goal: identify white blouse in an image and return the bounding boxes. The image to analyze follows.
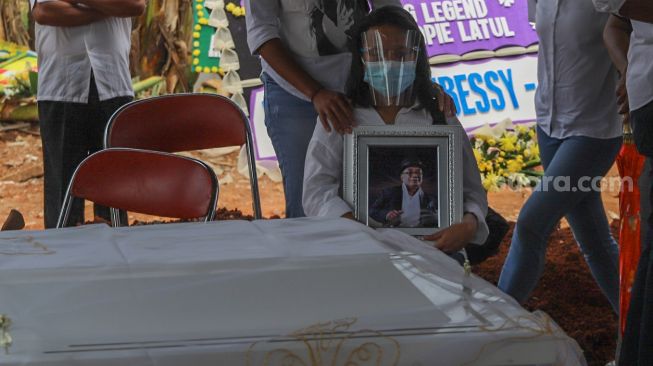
[302,106,489,245]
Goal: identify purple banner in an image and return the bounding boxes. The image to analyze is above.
[400,0,538,57]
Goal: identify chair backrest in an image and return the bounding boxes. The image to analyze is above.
[105,93,249,152]
[105,93,262,219]
[56,148,219,228]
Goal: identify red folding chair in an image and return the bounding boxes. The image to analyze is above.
[104,93,262,219]
[56,148,219,228]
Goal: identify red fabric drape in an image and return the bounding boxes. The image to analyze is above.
[616,143,646,334]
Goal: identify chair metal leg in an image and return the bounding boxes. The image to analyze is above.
[110,208,122,227]
[246,139,262,220]
[56,194,74,229]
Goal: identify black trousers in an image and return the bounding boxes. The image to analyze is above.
[620,99,653,365]
[38,77,131,228]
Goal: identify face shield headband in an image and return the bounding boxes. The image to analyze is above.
[361,29,421,107]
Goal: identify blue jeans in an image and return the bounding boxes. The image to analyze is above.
[262,73,318,218]
[498,126,621,313]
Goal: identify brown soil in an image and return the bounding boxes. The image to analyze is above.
[0,124,621,365]
[474,222,619,366]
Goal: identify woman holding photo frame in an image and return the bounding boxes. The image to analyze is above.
[302,6,489,255]
[245,0,456,218]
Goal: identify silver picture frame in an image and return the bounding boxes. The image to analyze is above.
[343,125,463,236]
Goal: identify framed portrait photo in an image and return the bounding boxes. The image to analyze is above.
[343,125,463,236]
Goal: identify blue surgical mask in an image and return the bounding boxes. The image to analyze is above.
[363,60,417,98]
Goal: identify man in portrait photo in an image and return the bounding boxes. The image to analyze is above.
[369,158,438,228]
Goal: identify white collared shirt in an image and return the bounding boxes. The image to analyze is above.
[534,0,621,139]
[30,0,134,103]
[400,184,422,228]
[244,0,401,101]
[302,106,489,245]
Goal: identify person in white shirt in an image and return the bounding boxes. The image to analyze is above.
[498,0,622,315]
[30,0,144,228]
[303,6,488,254]
[244,0,455,219]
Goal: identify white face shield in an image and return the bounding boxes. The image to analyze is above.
[361,28,421,107]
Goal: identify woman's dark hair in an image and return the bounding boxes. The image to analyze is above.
[346,6,446,124]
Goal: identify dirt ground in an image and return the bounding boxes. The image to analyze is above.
[0,123,624,364]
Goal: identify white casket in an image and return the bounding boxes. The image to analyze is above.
[0,218,586,365]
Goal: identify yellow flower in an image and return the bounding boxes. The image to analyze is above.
[499,134,518,152]
[487,138,496,146]
[226,2,236,11]
[507,159,524,173]
[473,149,482,164]
[529,129,536,139]
[482,174,501,192]
[531,145,540,158]
[516,125,528,135]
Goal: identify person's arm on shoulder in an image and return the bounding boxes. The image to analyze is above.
[245,0,353,134]
[302,117,352,217]
[32,0,106,27]
[604,15,632,114]
[258,39,353,134]
[64,0,145,17]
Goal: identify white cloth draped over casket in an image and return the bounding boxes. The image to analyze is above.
[0,217,586,365]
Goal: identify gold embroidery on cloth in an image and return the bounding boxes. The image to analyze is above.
[246,318,401,366]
